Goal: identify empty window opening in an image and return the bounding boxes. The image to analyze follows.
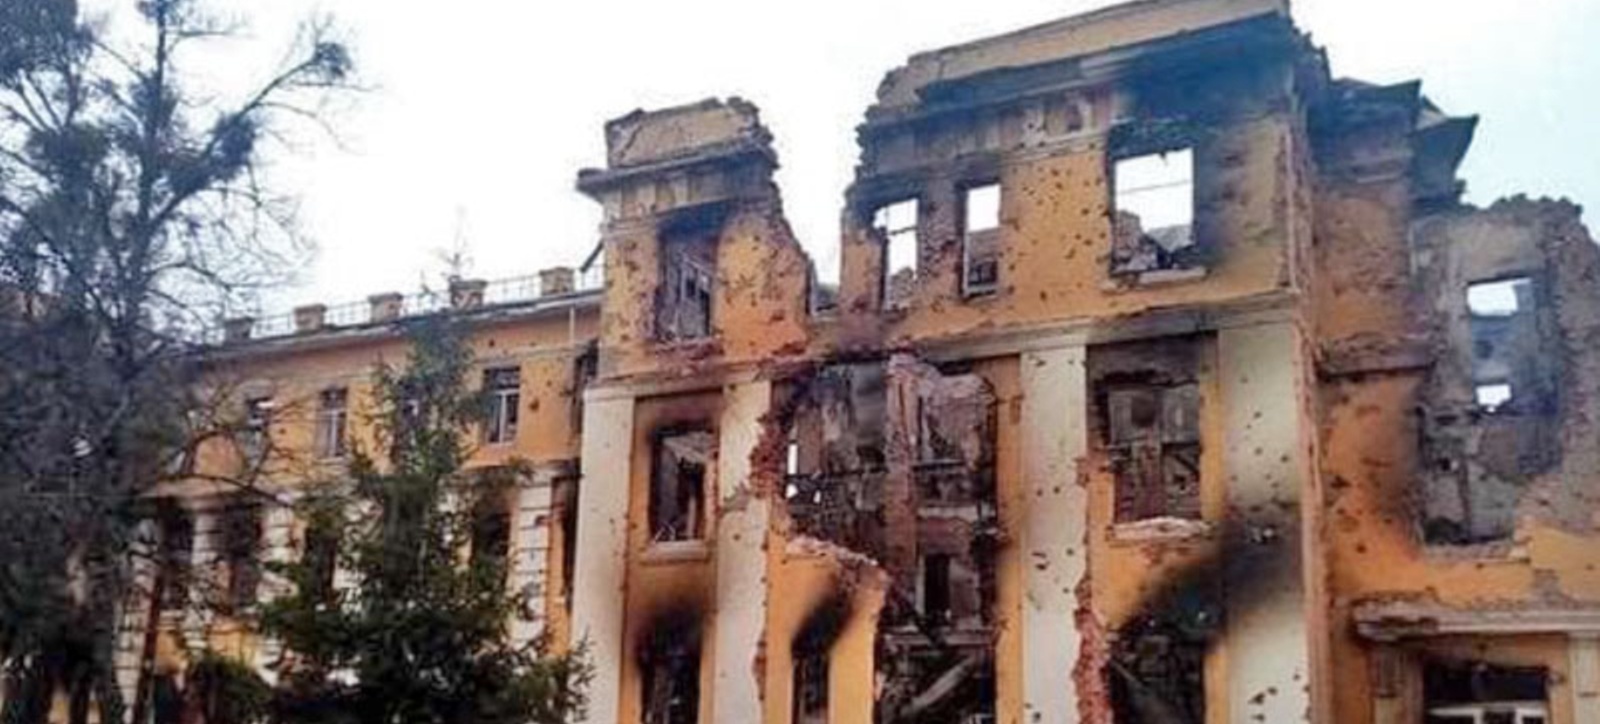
[1466,277,1537,414]
[1111,611,1209,724]
[962,183,1002,297]
[656,225,717,342]
[650,429,713,543]
[642,625,701,724]
[1106,382,1202,522]
[792,645,829,724]
[152,674,182,724]
[1424,660,1548,724]
[316,388,348,459]
[157,506,193,612]
[220,503,262,612]
[918,553,953,624]
[484,367,521,444]
[1111,148,1197,277]
[874,199,919,310]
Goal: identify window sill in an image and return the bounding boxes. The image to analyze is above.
[640,539,711,565]
[1110,517,1213,544]
[1103,266,1208,291]
[1421,540,1530,563]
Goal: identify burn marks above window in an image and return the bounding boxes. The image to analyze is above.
[650,428,714,544]
[873,199,919,311]
[1108,120,1202,281]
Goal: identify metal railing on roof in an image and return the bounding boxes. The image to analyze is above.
[210,267,604,345]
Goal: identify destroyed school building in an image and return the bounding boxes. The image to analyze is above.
[95,0,1600,722]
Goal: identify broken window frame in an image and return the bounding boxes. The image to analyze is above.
[649,427,714,544]
[301,516,339,603]
[315,387,349,460]
[469,494,513,581]
[917,552,954,625]
[873,198,920,311]
[791,644,829,724]
[655,223,718,343]
[483,366,521,445]
[1105,382,1202,523]
[1423,659,1550,724]
[960,182,1002,298]
[1107,120,1201,280]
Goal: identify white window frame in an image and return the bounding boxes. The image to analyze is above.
[315,388,348,460]
[961,183,1002,297]
[484,367,521,445]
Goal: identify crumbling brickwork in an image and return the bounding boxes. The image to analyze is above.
[113,2,1600,724]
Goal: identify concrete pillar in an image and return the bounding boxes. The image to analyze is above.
[1573,634,1600,724]
[254,502,296,684]
[571,393,635,724]
[1217,322,1313,723]
[711,381,772,723]
[1019,345,1091,723]
[509,472,556,648]
[182,508,220,653]
[113,520,160,720]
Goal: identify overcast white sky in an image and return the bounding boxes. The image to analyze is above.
[109,0,1600,313]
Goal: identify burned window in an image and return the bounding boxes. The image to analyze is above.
[873,199,919,310]
[792,643,829,724]
[650,429,713,543]
[157,505,194,612]
[152,674,182,724]
[315,387,348,459]
[642,624,701,724]
[962,183,1001,297]
[1424,659,1548,724]
[1109,119,1199,279]
[1467,277,1537,413]
[656,224,717,342]
[917,553,953,624]
[1110,609,1210,724]
[220,503,262,612]
[483,367,521,445]
[1107,383,1201,522]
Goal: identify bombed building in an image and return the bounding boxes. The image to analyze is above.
[95,0,1600,722]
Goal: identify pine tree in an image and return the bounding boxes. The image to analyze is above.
[261,316,588,724]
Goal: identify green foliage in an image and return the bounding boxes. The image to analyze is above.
[262,316,589,724]
[188,651,271,724]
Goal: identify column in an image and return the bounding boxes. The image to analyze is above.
[1019,345,1091,723]
[570,392,636,724]
[710,381,772,723]
[254,501,296,684]
[509,470,556,648]
[1573,634,1600,724]
[114,519,160,721]
[1218,322,1314,723]
[182,508,219,653]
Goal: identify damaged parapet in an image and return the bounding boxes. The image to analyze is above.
[577,98,779,223]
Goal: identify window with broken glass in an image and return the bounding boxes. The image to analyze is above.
[1108,122,1200,280]
[315,387,348,459]
[1106,383,1202,522]
[792,643,829,724]
[1424,659,1548,724]
[650,428,713,543]
[220,502,262,612]
[656,227,717,342]
[241,396,272,463]
[962,183,1001,297]
[873,199,919,310]
[483,367,521,444]
[470,496,512,571]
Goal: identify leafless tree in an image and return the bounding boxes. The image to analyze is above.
[0,1,356,722]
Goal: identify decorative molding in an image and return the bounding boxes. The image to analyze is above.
[1353,601,1600,641]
